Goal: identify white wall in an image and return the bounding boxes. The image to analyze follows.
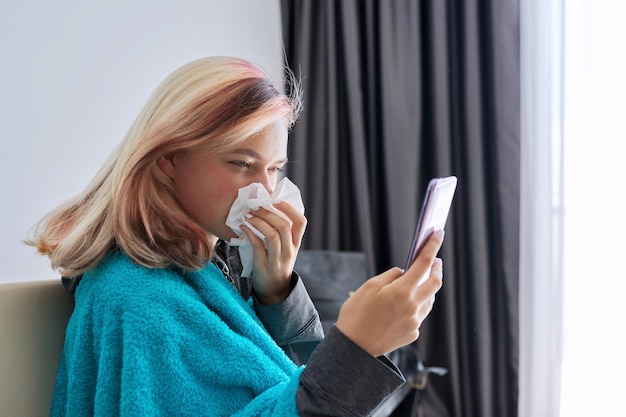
[0,0,283,282]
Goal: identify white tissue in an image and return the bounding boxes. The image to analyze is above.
[226,177,305,277]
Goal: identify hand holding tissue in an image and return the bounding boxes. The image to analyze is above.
[226,178,305,277]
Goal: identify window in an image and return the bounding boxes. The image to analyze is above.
[560,0,626,415]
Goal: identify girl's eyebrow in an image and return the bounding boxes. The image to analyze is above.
[230,148,260,158]
[230,148,288,164]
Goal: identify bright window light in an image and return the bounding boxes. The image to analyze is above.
[560,0,626,415]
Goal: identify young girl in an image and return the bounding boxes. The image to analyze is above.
[29,56,444,416]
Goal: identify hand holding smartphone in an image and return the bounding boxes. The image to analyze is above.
[404,176,457,271]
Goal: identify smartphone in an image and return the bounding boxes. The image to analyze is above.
[404,176,457,270]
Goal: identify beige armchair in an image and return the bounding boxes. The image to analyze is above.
[0,279,74,417]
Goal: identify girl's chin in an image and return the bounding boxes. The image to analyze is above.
[212,230,238,242]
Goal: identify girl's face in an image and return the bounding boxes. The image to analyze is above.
[158,119,289,243]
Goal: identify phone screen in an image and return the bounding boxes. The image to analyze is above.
[404,176,457,270]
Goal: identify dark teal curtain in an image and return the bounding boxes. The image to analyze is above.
[281,0,520,416]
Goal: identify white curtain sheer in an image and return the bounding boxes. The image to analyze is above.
[519,0,564,416]
[560,1,626,415]
[521,0,626,415]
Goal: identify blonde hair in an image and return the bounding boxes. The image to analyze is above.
[28,56,302,277]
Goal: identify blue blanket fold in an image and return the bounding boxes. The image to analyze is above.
[51,250,302,417]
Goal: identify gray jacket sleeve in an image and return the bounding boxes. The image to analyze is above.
[297,326,405,416]
[253,272,324,365]
[255,274,405,416]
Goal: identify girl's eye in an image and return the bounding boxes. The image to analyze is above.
[230,161,251,169]
[229,161,285,173]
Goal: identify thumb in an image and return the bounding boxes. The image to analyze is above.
[395,230,444,292]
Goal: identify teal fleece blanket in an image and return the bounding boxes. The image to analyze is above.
[51,250,302,416]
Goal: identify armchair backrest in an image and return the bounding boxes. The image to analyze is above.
[295,250,367,333]
[0,279,74,417]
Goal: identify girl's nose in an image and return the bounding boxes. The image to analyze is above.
[255,171,274,195]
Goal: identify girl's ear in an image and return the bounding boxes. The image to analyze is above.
[157,154,176,179]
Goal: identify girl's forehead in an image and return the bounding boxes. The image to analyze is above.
[233,121,288,158]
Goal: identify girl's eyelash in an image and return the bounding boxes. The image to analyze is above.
[229,161,284,172]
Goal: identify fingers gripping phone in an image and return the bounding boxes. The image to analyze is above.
[404,176,457,271]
